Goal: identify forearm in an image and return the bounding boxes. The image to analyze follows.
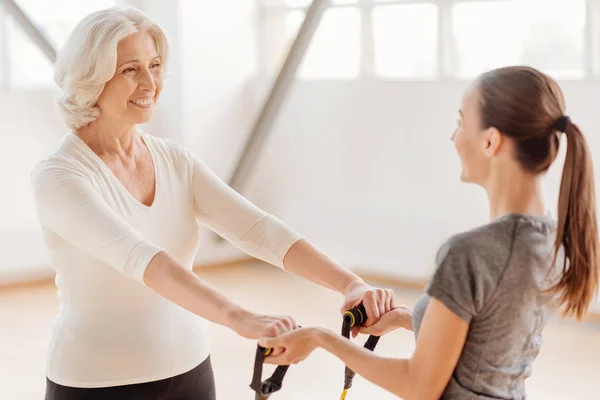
[143,251,248,331]
[282,239,364,294]
[316,328,415,399]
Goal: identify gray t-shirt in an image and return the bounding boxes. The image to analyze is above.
[412,213,561,400]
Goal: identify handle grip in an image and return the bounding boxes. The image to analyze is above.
[343,303,368,328]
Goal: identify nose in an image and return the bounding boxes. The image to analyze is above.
[138,67,156,93]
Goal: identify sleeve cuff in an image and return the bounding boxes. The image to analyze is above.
[124,240,165,283]
[426,285,474,323]
[240,214,305,269]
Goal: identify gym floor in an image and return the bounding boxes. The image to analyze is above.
[2,261,599,399]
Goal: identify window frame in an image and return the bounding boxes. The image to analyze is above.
[260,0,600,81]
[0,0,124,91]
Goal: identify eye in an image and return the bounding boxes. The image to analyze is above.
[456,118,462,127]
[150,62,161,69]
[123,66,136,74]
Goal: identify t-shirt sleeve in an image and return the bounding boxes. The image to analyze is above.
[184,150,304,269]
[30,162,163,283]
[426,236,486,322]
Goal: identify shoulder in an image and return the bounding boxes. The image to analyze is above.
[141,133,196,161]
[436,216,519,267]
[31,134,92,188]
[427,217,521,319]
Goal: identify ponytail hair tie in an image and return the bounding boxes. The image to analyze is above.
[552,115,570,132]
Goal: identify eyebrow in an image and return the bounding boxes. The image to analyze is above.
[118,56,161,68]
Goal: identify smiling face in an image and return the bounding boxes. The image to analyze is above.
[96,30,163,125]
[451,82,503,186]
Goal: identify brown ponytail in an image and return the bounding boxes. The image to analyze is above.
[477,66,599,320]
[552,121,599,320]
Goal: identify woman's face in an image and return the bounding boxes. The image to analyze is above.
[96,30,163,126]
[451,83,495,186]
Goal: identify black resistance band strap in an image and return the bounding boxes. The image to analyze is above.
[340,304,380,400]
[250,345,290,400]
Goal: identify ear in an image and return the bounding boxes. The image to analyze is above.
[483,127,503,157]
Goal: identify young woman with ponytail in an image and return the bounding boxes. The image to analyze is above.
[258,66,600,400]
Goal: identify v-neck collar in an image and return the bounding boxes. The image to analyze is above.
[68,130,160,210]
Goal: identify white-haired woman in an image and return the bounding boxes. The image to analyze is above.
[31,6,396,400]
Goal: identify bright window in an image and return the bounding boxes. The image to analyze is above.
[372,3,438,79]
[264,0,594,80]
[2,0,117,89]
[452,0,586,79]
[286,7,361,79]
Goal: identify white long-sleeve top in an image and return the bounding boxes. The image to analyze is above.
[30,131,303,388]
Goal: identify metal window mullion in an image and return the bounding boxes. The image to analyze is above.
[438,0,454,79]
[587,0,600,77]
[360,0,375,78]
[1,0,56,64]
[256,1,269,76]
[0,9,10,91]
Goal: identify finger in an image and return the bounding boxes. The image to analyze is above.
[375,289,389,315]
[274,320,292,336]
[351,326,359,338]
[385,289,395,314]
[390,289,398,308]
[258,336,281,349]
[287,316,299,330]
[269,346,286,357]
[362,293,381,326]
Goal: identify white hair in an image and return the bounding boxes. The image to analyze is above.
[54,6,170,130]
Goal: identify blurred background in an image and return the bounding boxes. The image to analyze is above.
[0,0,599,398]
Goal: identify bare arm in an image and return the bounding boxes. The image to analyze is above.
[143,251,258,337]
[262,297,469,399]
[141,252,299,339]
[282,239,364,294]
[186,151,365,292]
[319,298,468,399]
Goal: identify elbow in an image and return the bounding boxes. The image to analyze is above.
[403,387,443,400]
[403,364,446,400]
[406,390,442,400]
[142,250,173,289]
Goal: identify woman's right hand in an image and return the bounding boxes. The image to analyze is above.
[229,309,298,342]
[357,305,413,336]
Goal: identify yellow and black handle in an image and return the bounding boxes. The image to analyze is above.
[249,304,379,399]
[340,304,380,400]
[249,345,289,400]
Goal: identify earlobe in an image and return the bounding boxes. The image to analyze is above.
[485,128,502,157]
[484,142,493,157]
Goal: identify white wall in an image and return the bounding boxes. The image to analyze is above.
[243,80,600,310]
[0,90,66,283]
[178,0,263,264]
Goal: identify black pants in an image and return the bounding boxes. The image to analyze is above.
[44,356,216,400]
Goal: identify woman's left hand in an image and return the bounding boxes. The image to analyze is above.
[258,327,321,365]
[342,282,396,336]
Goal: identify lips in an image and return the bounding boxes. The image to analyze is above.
[129,98,153,107]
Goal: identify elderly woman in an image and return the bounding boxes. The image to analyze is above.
[31,6,396,400]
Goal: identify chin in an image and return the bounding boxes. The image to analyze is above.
[459,170,472,183]
[131,112,154,125]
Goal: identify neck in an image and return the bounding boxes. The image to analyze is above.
[76,118,138,157]
[484,162,547,221]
